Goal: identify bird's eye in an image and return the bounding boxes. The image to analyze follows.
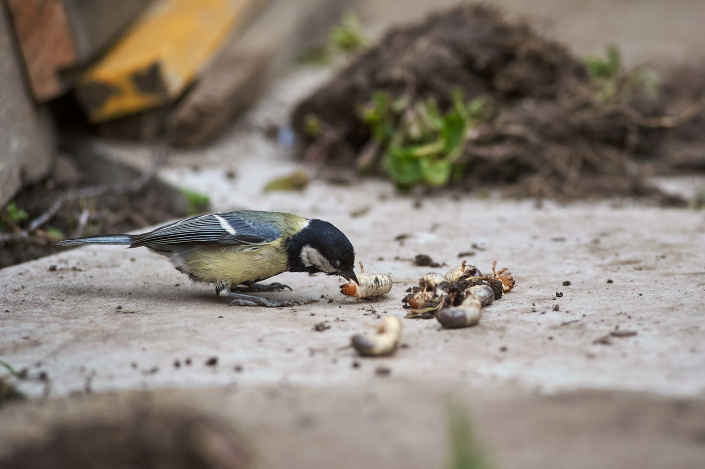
[333,259,341,268]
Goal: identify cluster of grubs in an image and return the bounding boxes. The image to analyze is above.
[342,260,514,356]
[402,261,514,328]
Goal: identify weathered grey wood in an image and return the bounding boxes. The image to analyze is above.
[0,2,55,208]
[62,0,150,61]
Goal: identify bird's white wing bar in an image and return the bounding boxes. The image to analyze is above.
[131,213,281,246]
[213,214,237,235]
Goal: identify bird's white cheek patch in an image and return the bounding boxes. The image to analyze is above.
[300,245,335,273]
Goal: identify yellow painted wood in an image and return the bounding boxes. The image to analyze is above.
[78,0,265,123]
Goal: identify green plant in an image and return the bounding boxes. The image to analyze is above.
[263,170,309,193]
[361,89,490,189]
[300,11,370,64]
[0,359,26,405]
[46,226,65,241]
[181,189,210,215]
[584,45,622,81]
[329,10,370,55]
[445,404,494,469]
[583,45,659,103]
[6,201,29,223]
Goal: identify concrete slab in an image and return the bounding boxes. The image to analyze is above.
[2,67,705,401]
[3,3,705,466]
[1,385,704,469]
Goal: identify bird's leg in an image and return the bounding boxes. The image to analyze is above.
[226,292,294,307]
[216,281,294,307]
[232,282,292,292]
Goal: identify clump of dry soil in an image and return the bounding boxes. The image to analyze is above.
[292,4,705,199]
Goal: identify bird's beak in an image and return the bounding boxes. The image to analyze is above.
[342,269,358,284]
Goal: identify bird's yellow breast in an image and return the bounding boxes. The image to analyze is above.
[180,242,288,287]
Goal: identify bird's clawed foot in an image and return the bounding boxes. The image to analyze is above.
[233,282,292,293]
[226,292,294,308]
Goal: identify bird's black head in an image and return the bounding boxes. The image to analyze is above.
[287,219,357,283]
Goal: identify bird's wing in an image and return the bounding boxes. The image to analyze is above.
[130,213,281,247]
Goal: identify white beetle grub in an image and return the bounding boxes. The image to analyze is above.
[340,262,392,299]
[444,261,482,283]
[420,272,448,291]
[351,316,403,357]
[436,295,482,329]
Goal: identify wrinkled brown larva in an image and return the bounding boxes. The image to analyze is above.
[444,261,482,283]
[406,289,446,314]
[351,316,403,357]
[340,262,392,298]
[489,261,515,293]
[436,295,482,329]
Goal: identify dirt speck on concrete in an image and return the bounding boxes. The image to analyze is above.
[205,357,218,367]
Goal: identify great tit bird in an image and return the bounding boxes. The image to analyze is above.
[57,210,357,307]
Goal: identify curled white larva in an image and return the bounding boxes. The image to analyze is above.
[436,295,482,329]
[445,261,482,283]
[420,272,447,290]
[351,316,403,357]
[340,273,392,299]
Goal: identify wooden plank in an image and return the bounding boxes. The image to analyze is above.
[166,0,356,147]
[5,0,149,102]
[75,0,267,123]
[0,2,55,208]
[5,0,76,101]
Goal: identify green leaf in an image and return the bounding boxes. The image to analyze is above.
[445,404,495,469]
[329,10,369,54]
[304,114,322,137]
[181,189,211,215]
[440,111,466,154]
[400,141,444,158]
[425,99,444,129]
[584,45,622,81]
[46,227,65,241]
[420,159,452,186]
[0,359,18,376]
[263,170,309,194]
[391,95,410,114]
[6,201,29,224]
[467,96,489,122]
[607,45,621,76]
[384,150,423,188]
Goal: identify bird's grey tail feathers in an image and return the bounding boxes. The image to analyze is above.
[57,234,133,246]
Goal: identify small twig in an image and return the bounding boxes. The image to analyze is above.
[622,99,704,129]
[73,208,90,239]
[0,147,166,244]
